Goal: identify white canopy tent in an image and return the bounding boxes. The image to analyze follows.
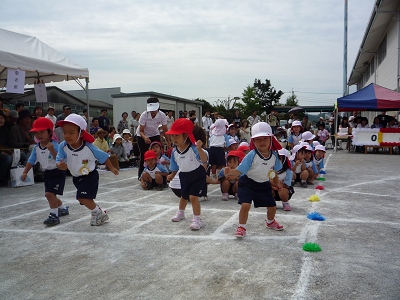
[0,28,90,114]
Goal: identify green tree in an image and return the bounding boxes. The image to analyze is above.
[195,99,214,115]
[285,93,299,106]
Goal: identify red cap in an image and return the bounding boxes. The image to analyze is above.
[30,117,54,132]
[227,150,245,162]
[144,150,157,161]
[237,145,250,152]
[165,119,196,144]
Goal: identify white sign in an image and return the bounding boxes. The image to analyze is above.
[34,83,47,102]
[6,68,25,94]
[351,128,380,146]
[382,132,400,144]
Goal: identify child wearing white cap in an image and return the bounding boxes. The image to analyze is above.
[110,134,130,168]
[290,144,309,188]
[56,114,119,226]
[288,120,303,149]
[225,122,284,237]
[312,145,326,180]
[273,148,295,211]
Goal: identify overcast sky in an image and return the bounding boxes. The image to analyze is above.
[2,0,375,107]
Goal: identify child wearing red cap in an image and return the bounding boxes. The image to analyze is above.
[166,119,208,230]
[56,114,119,226]
[218,151,243,201]
[21,117,68,226]
[141,150,169,190]
[225,122,284,238]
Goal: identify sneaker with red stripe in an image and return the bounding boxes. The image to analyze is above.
[266,219,284,231]
[234,226,247,237]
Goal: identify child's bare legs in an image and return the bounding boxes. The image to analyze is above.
[300,170,308,187]
[189,195,202,230]
[154,173,163,185]
[78,198,96,210]
[221,180,230,200]
[278,188,291,211]
[211,165,217,176]
[266,206,277,221]
[141,173,152,189]
[307,168,314,184]
[238,203,251,224]
[45,192,61,209]
[232,182,238,194]
[171,197,189,222]
[178,197,189,210]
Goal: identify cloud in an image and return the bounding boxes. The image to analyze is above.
[1,0,375,106]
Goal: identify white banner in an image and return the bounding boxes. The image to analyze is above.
[351,128,380,146]
[6,68,25,94]
[34,83,47,102]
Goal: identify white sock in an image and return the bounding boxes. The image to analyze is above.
[266,219,274,224]
[283,201,290,206]
[301,180,306,183]
[50,208,58,216]
[194,215,201,219]
[238,224,246,229]
[58,204,66,210]
[92,206,101,213]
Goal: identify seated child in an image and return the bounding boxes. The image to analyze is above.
[272,148,295,211]
[288,120,303,149]
[300,142,318,185]
[141,150,169,190]
[121,129,133,157]
[316,124,330,146]
[110,134,131,169]
[290,144,309,188]
[218,150,242,201]
[301,131,316,150]
[149,141,170,170]
[237,141,250,155]
[225,124,240,145]
[312,144,326,180]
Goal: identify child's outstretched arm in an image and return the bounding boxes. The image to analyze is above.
[104,157,119,175]
[167,171,177,182]
[21,162,33,182]
[224,167,242,179]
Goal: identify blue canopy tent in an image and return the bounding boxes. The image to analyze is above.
[337,83,400,112]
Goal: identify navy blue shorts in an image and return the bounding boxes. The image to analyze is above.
[208,147,226,166]
[44,169,66,195]
[274,185,295,201]
[72,169,99,200]
[294,172,302,182]
[179,165,207,200]
[238,175,276,208]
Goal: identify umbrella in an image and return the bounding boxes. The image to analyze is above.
[288,106,304,114]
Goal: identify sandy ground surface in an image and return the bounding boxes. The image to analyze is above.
[0,149,399,300]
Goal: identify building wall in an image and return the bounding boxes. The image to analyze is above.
[68,87,121,105]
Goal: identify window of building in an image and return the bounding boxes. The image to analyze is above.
[377,35,387,66]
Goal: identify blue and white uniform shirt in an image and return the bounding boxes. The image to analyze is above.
[236,149,282,183]
[305,159,318,173]
[313,155,324,170]
[57,141,109,177]
[225,134,239,146]
[288,133,302,146]
[277,161,293,186]
[28,140,59,170]
[170,144,208,172]
[143,164,169,179]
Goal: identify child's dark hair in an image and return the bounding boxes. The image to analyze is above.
[227,155,239,163]
[193,125,206,147]
[277,155,290,174]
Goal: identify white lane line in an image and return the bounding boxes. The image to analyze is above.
[291,256,313,300]
[124,207,176,232]
[211,211,239,238]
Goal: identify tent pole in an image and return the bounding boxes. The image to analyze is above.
[85,78,90,130]
[334,108,338,153]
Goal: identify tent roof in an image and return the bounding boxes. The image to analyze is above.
[337,83,400,112]
[0,28,89,88]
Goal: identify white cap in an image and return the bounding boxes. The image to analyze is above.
[315,145,326,152]
[291,120,302,127]
[290,144,305,160]
[147,102,160,112]
[57,113,94,143]
[301,131,316,141]
[113,134,123,143]
[299,141,313,151]
[278,148,291,158]
[313,141,321,147]
[228,138,238,146]
[239,141,249,147]
[122,129,131,135]
[251,122,272,139]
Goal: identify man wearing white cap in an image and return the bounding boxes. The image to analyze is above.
[136,98,171,178]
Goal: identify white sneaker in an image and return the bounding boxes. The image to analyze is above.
[189,218,203,230]
[171,210,185,222]
[90,208,109,226]
[221,193,229,201]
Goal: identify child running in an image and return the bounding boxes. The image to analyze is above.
[21,117,68,226]
[167,119,208,230]
[225,122,284,238]
[140,150,169,190]
[56,114,119,226]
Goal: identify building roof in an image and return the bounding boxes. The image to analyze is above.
[348,0,400,86]
[112,91,203,105]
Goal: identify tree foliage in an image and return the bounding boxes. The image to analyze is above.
[285,93,299,106]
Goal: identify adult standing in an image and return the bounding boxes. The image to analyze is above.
[136,98,171,178]
[117,112,129,133]
[45,106,57,125]
[129,111,138,135]
[0,110,13,184]
[232,109,241,135]
[301,115,312,131]
[247,110,261,127]
[376,111,389,128]
[98,108,111,132]
[266,109,279,134]
[56,104,72,123]
[239,119,251,142]
[166,110,174,129]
